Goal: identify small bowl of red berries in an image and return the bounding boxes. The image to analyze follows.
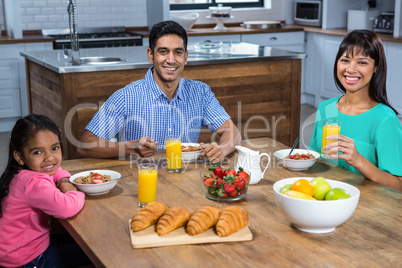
[201,165,250,201]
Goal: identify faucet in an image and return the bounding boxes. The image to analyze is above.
[67,0,80,65]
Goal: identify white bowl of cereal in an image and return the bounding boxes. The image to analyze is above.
[274,149,320,171]
[69,170,121,195]
[181,143,203,163]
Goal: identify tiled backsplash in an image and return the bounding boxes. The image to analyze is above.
[20,0,147,30]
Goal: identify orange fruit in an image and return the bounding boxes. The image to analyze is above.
[291,179,315,197]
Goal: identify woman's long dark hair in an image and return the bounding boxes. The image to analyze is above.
[333,29,399,115]
[0,114,63,217]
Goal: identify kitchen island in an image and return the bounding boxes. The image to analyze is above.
[21,43,305,159]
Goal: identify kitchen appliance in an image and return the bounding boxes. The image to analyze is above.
[347,10,381,31]
[42,27,143,50]
[294,0,322,27]
[373,12,394,34]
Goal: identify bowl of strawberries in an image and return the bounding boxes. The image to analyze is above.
[201,165,250,201]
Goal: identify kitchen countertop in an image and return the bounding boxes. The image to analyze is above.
[20,42,306,73]
[0,32,53,44]
[1,25,304,44]
[303,26,402,43]
[3,25,402,44]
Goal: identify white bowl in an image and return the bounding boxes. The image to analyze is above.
[70,170,121,195]
[274,149,320,171]
[273,177,360,233]
[171,12,199,31]
[181,143,203,163]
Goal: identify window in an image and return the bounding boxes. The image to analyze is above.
[170,0,264,10]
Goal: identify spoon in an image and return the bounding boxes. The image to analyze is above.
[113,173,134,180]
[288,137,300,157]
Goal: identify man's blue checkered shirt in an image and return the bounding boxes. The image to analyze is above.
[86,67,230,149]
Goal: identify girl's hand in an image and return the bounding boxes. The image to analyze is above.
[57,177,78,193]
[324,134,363,167]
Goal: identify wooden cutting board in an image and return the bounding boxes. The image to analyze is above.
[129,220,253,249]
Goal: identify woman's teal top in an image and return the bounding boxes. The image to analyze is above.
[309,96,402,176]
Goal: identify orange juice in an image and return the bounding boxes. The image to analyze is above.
[138,169,158,206]
[321,119,341,157]
[165,138,182,172]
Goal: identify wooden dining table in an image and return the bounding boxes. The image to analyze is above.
[59,138,401,268]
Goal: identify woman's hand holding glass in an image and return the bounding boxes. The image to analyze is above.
[324,134,362,167]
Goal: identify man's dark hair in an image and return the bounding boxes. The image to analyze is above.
[149,20,188,53]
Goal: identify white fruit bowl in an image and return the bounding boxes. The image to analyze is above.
[181,143,203,163]
[70,170,121,195]
[273,177,360,233]
[274,149,320,171]
[171,12,199,31]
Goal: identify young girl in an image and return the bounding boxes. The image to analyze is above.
[0,114,85,267]
[309,30,402,192]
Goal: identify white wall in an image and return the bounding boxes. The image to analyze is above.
[18,0,147,30]
[2,0,285,31]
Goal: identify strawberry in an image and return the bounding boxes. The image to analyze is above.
[227,169,236,177]
[211,163,223,178]
[229,189,238,197]
[204,178,214,187]
[216,178,225,188]
[91,173,102,180]
[91,178,103,184]
[237,169,249,184]
[224,184,235,193]
[234,177,245,189]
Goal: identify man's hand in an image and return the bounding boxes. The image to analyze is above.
[200,142,223,163]
[199,119,241,163]
[137,137,159,157]
[77,130,159,159]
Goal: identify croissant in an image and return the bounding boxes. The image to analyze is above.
[186,206,220,235]
[216,206,248,237]
[156,207,192,236]
[131,201,168,232]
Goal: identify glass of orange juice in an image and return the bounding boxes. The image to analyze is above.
[165,135,182,173]
[321,119,341,158]
[138,163,158,207]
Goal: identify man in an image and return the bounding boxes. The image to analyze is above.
[77,21,240,163]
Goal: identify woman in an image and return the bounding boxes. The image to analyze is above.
[309,30,402,192]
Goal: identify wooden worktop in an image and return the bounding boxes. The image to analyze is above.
[59,137,401,268]
[3,24,401,45]
[0,31,53,44]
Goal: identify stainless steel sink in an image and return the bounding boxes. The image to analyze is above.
[79,56,126,65]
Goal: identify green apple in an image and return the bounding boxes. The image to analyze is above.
[280,184,292,194]
[325,188,351,200]
[310,177,332,200]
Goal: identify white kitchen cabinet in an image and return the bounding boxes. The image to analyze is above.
[385,41,402,116]
[240,31,305,53]
[0,44,23,131]
[0,42,52,132]
[303,32,344,107]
